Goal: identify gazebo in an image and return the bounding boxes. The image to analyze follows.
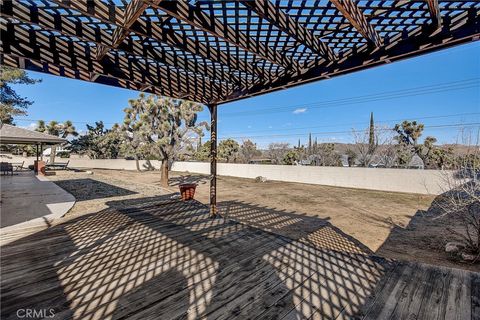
[0,124,66,161]
[1,0,478,216]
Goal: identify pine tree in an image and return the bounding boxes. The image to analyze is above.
[0,66,41,124]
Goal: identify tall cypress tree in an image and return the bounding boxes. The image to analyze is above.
[369,112,375,153]
[308,133,312,154]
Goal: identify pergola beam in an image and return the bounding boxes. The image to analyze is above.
[240,0,335,61]
[96,0,150,60]
[148,0,302,70]
[0,21,228,103]
[1,1,477,106]
[427,0,443,28]
[51,0,266,80]
[330,0,382,47]
[1,0,243,88]
[221,10,479,104]
[1,53,165,97]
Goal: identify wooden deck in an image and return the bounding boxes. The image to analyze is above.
[1,195,478,320]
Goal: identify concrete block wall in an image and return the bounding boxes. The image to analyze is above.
[171,162,451,195]
[1,155,453,195]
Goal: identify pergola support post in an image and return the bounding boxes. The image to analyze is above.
[208,103,218,218]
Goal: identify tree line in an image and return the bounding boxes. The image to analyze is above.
[2,66,478,181]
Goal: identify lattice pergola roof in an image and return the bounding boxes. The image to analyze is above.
[1,0,479,105]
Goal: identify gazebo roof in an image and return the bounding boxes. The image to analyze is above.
[0,0,478,105]
[0,124,66,145]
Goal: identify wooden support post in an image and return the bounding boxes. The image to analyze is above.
[36,144,39,161]
[208,103,218,218]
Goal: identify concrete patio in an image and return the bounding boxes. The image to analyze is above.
[0,171,75,233]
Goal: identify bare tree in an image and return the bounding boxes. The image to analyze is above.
[436,128,479,261]
[268,142,290,164]
[352,128,375,167]
[352,126,396,167]
[376,127,397,168]
[316,143,341,166]
[239,139,261,163]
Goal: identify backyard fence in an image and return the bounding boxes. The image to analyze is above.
[170,162,451,195]
[3,156,454,195]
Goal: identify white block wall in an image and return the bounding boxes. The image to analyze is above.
[2,155,453,195]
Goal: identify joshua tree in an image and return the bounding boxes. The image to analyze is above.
[394,120,424,146]
[71,121,122,159]
[283,149,299,165]
[194,140,211,161]
[0,66,41,125]
[123,94,208,187]
[218,139,240,163]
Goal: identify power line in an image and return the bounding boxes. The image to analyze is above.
[221,112,480,135]
[12,78,479,125]
[219,122,480,141]
[224,78,478,112]
[221,78,479,117]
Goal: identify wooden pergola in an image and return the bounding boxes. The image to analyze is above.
[1,0,479,216]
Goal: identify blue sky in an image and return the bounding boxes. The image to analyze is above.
[12,41,480,148]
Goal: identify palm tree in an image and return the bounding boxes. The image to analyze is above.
[46,120,60,136]
[47,120,78,163]
[61,120,78,138]
[36,120,46,133]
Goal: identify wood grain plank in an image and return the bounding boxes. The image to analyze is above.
[361,261,415,319]
[444,267,472,320]
[472,271,480,320]
[388,264,440,320]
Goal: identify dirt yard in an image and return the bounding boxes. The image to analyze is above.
[47,169,478,271]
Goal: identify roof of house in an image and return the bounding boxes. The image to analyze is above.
[0,124,66,145]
